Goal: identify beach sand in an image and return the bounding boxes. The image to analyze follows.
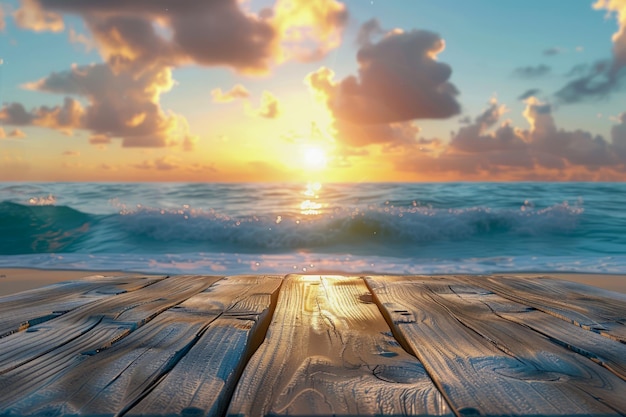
[0,268,624,297]
[0,269,139,297]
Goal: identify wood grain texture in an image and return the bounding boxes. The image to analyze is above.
[227,274,451,417]
[0,275,219,411]
[125,274,282,417]
[0,275,281,417]
[463,274,626,343]
[454,277,626,381]
[0,274,165,338]
[366,275,626,417]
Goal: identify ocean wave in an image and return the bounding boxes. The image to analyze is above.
[0,199,585,255]
[0,201,97,254]
[115,202,583,248]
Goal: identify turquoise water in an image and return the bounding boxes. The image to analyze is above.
[0,182,624,275]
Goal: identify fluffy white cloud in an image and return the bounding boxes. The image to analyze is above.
[5,63,195,149]
[306,21,460,126]
[255,91,281,119]
[211,84,251,103]
[13,0,64,32]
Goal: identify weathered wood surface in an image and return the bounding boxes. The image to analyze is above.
[0,274,166,338]
[366,275,626,416]
[462,274,626,343]
[227,274,451,416]
[0,273,624,417]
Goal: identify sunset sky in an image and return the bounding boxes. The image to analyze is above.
[1,0,626,182]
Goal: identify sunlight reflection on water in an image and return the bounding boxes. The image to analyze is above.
[300,181,324,215]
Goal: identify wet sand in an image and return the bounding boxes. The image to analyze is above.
[0,269,137,297]
[0,268,624,297]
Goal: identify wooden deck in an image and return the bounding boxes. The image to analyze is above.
[0,274,625,417]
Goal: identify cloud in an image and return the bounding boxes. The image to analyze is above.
[7,63,195,149]
[0,103,35,125]
[612,111,626,156]
[134,155,181,171]
[392,97,626,180]
[447,99,520,153]
[89,134,111,145]
[0,4,6,31]
[256,91,281,119]
[26,0,346,74]
[306,67,424,148]
[270,0,348,62]
[28,0,273,73]
[543,47,562,56]
[0,99,82,135]
[331,118,422,148]
[68,27,94,51]
[356,18,384,47]
[305,23,461,152]
[328,145,370,168]
[0,127,14,140]
[518,88,541,100]
[187,162,217,173]
[555,0,626,102]
[62,150,80,157]
[524,97,615,167]
[555,60,623,102]
[9,128,27,138]
[512,64,551,79]
[100,163,118,171]
[594,0,626,72]
[8,0,348,153]
[13,0,64,32]
[133,155,216,174]
[211,84,251,103]
[34,97,84,134]
[306,24,460,126]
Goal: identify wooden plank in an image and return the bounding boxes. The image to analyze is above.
[463,285,626,381]
[0,274,165,338]
[366,275,626,417]
[463,274,626,343]
[0,275,218,407]
[1,275,281,417]
[126,275,283,417]
[227,274,452,417]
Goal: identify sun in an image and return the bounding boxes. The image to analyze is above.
[302,146,328,170]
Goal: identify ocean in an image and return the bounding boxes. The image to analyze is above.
[0,182,624,276]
